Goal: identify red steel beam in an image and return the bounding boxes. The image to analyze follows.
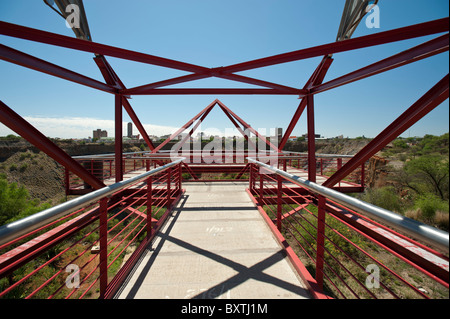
[152,99,219,153]
[125,88,305,95]
[122,98,155,150]
[323,74,449,188]
[0,100,105,190]
[306,94,316,182]
[0,44,116,94]
[124,72,305,95]
[93,56,155,150]
[174,102,216,152]
[311,34,449,94]
[115,94,123,182]
[213,72,308,94]
[123,73,211,95]
[217,103,258,151]
[279,56,334,150]
[0,21,210,74]
[219,18,449,74]
[216,100,279,153]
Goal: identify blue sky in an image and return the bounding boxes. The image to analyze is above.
[0,0,448,139]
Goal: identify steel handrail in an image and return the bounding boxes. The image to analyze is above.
[0,157,185,246]
[248,157,449,253]
[281,151,354,158]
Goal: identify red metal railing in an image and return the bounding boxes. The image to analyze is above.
[65,151,367,190]
[281,151,366,190]
[248,159,449,299]
[0,158,183,299]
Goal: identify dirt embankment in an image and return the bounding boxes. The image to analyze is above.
[0,140,143,204]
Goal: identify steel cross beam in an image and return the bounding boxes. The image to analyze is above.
[93,55,156,150]
[0,44,116,94]
[217,18,449,74]
[115,94,123,182]
[126,88,304,95]
[123,71,306,95]
[0,100,105,190]
[216,102,258,151]
[323,74,449,188]
[151,100,218,153]
[173,103,216,153]
[0,21,304,97]
[311,33,449,94]
[216,100,280,153]
[279,56,334,150]
[0,21,209,74]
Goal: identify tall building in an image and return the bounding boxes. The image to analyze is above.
[127,122,133,138]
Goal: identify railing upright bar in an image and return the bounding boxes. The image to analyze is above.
[315,195,326,291]
[277,174,282,231]
[99,197,108,299]
[147,176,153,242]
[166,167,172,208]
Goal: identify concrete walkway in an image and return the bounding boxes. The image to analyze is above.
[116,182,311,299]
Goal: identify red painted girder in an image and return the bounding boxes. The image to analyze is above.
[0,44,116,94]
[115,94,123,182]
[217,102,257,150]
[93,56,155,150]
[219,18,449,74]
[124,72,305,95]
[124,88,305,95]
[216,99,280,152]
[323,74,449,188]
[152,99,218,153]
[0,100,105,190]
[123,73,211,95]
[306,94,316,182]
[212,72,307,94]
[0,21,209,74]
[122,98,156,150]
[312,34,449,94]
[173,103,215,152]
[279,56,334,150]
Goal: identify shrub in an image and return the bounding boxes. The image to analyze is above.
[414,193,449,221]
[361,186,404,213]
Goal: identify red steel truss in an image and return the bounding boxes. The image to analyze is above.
[0,16,448,192]
[0,7,449,301]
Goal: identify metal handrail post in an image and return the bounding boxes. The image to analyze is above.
[316,195,326,290]
[99,197,108,299]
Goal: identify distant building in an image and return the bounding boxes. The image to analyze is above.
[275,128,283,138]
[127,122,133,138]
[93,129,107,139]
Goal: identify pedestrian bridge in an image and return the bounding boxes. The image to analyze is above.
[0,155,448,300]
[0,0,448,300]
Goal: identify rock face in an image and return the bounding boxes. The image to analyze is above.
[366,155,389,189]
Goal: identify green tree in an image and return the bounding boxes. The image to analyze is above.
[0,175,51,226]
[0,175,30,225]
[404,155,449,200]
